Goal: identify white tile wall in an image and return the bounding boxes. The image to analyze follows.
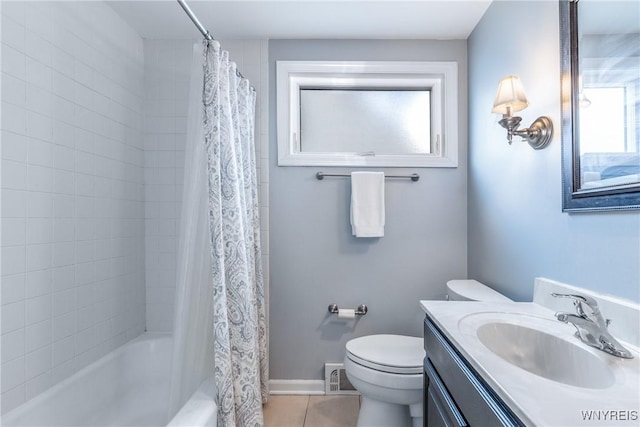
[143,39,270,332]
[1,1,146,413]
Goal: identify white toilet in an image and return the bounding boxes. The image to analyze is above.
[344,280,511,427]
[344,334,424,427]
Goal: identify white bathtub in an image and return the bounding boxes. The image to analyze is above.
[1,333,217,427]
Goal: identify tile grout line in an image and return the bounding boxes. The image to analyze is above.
[302,395,311,427]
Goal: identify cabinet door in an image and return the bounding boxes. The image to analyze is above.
[424,359,468,427]
[424,316,523,426]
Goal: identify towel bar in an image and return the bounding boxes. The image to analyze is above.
[316,172,419,182]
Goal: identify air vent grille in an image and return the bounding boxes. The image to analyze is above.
[324,363,358,395]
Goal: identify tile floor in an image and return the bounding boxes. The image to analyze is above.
[263,395,360,427]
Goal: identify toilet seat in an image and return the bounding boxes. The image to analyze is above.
[346,335,424,375]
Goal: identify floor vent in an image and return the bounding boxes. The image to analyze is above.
[324,363,358,395]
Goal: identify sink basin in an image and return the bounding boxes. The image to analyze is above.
[477,321,615,389]
[424,301,640,427]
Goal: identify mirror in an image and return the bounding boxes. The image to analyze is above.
[560,0,640,211]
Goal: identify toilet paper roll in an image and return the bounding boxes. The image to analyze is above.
[338,309,356,319]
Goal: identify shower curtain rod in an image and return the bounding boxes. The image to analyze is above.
[177,0,213,41]
[176,0,251,83]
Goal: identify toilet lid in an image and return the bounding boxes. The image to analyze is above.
[346,335,424,374]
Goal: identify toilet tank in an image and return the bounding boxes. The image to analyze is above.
[446,280,512,302]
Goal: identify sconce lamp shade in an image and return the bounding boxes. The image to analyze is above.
[492,75,529,115]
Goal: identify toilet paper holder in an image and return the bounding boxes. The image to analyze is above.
[328,304,368,316]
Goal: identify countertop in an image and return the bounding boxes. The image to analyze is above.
[420,300,640,426]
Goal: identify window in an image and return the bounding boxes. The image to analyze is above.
[276,61,458,167]
[580,85,637,154]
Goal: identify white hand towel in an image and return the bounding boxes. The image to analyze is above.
[350,171,385,237]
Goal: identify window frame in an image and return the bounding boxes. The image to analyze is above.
[276,60,458,167]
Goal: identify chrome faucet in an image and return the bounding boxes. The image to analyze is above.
[552,293,633,359]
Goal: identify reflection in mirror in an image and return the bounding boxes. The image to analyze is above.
[561,0,640,211]
[578,0,640,190]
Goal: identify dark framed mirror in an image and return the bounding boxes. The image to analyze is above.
[560,0,640,212]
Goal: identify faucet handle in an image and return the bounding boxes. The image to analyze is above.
[551,293,599,314]
[551,292,598,307]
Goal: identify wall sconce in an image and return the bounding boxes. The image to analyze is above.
[492,75,553,149]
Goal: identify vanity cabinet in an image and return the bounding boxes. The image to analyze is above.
[423,316,524,427]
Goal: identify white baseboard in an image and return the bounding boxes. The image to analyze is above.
[269,379,325,395]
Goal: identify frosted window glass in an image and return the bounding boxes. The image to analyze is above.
[299,89,431,155]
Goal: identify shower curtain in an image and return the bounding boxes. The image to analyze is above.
[169,40,268,427]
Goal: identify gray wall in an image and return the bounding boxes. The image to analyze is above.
[468,1,640,303]
[269,40,468,380]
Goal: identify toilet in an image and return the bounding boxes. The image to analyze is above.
[344,334,424,427]
[344,280,511,427]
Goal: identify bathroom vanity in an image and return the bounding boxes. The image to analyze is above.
[421,278,640,427]
[423,314,523,426]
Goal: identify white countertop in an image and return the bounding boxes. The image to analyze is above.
[420,300,640,427]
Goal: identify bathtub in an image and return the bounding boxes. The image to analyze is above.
[1,333,217,427]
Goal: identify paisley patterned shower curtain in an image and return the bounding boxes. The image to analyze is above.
[202,40,268,426]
